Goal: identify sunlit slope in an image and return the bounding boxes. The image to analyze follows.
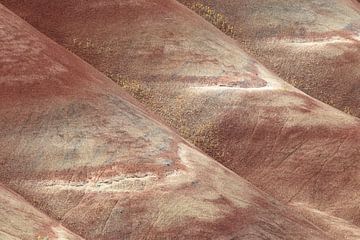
[177,0,360,117]
[2,0,360,230]
[0,3,333,240]
[0,184,83,240]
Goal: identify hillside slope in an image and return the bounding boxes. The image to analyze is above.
[0,184,83,240]
[0,3,333,240]
[177,0,360,117]
[3,0,360,232]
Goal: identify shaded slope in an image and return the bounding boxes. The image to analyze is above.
[177,0,360,117]
[4,0,360,231]
[290,202,360,240]
[0,184,82,240]
[0,3,332,240]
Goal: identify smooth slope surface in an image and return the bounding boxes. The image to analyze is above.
[177,0,360,117]
[4,0,360,234]
[0,184,83,240]
[0,3,332,240]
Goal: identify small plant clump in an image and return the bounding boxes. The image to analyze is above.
[343,106,353,115]
[180,1,236,38]
[37,236,49,240]
[106,73,149,101]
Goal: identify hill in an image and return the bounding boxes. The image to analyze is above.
[0,184,83,240]
[177,0,360,117]
[3,0,360,235]
[0,3,333,240]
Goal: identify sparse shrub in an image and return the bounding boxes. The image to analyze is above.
[106,73,155,104]
[343,106,353,115]
[179,1,236,38]
[37,236,49,240]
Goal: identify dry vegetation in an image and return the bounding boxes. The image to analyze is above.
[107,73,224,161]
[37,236,49,240]
[179,1,236,38]
[108,73,152,102]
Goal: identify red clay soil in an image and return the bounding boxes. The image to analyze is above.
[3,0,360,236]
[0,3,334,240]
[0,184,83,240]
[177,0,360,117]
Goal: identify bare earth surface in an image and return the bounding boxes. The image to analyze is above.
[2,0,359,237]
[0,3,336,240]
[176,0,360,117]
[0,184,83,240]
